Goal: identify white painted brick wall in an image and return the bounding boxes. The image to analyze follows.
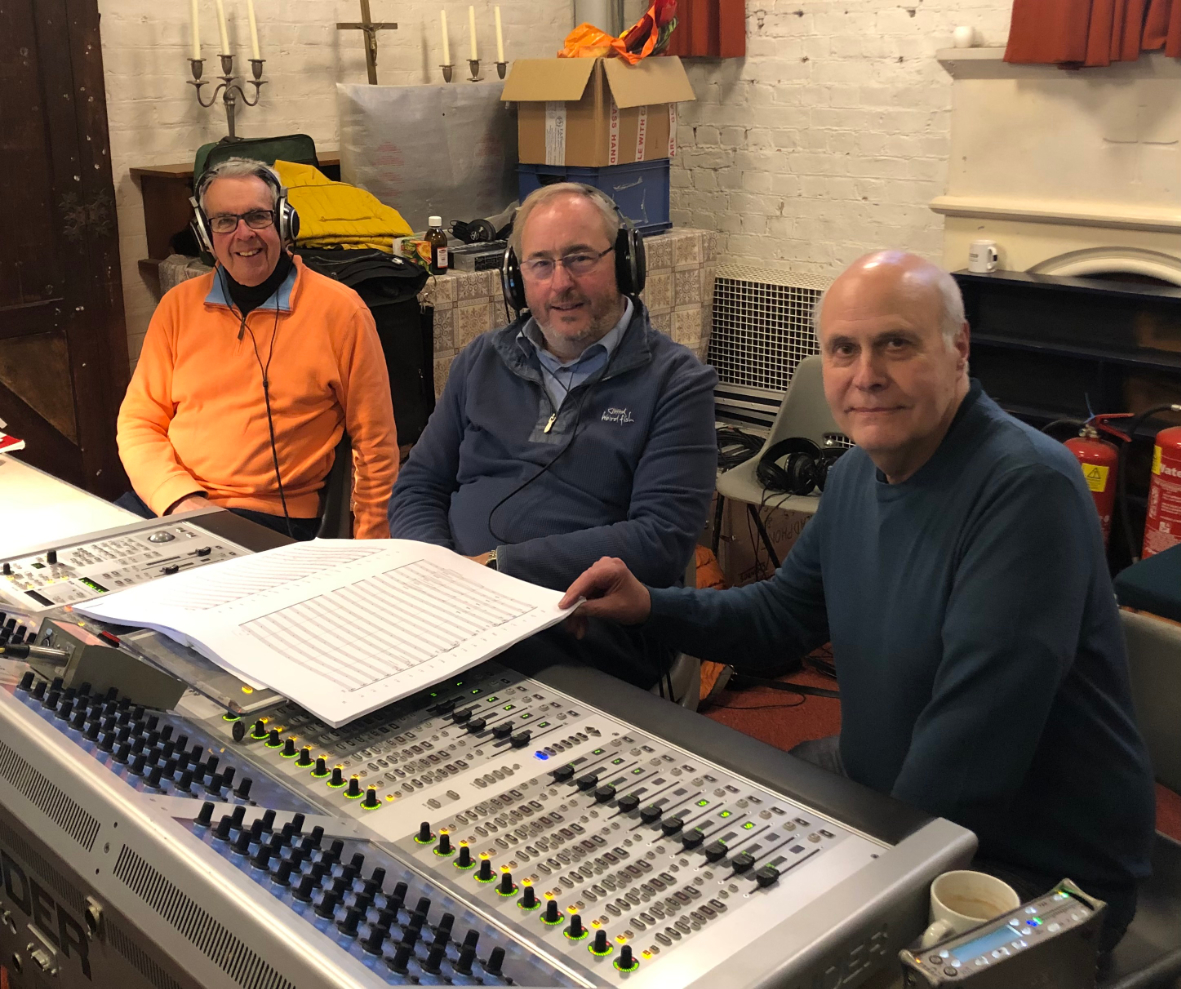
[670,0,1013,278]
[98,0,574,363]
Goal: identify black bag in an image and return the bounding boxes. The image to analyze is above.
[297,249,433,445]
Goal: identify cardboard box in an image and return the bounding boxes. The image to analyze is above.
[501,56,696,168]
[700,494,812,587]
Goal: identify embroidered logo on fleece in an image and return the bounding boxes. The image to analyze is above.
[601,407,635,425]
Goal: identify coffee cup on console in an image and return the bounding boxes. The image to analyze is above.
[920,870,1020,949]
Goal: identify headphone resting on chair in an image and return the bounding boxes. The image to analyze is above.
[756,437,847,496]
[500,192,647,313]
[189,159,301,255]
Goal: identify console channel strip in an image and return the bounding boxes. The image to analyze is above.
[0,513,247,612]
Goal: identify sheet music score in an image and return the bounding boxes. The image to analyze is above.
[78,541,573,726]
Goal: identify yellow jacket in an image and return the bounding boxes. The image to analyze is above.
[274,160,412,252]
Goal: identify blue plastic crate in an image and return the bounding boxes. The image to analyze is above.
[517,160,672,236]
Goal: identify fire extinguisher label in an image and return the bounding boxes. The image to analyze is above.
[1081,463,1109,493]
[1153,445,1163,475]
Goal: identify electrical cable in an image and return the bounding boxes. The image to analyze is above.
[219,265,294,540]
[716,426,763,471]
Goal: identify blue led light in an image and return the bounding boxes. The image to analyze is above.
[534,751,549,760]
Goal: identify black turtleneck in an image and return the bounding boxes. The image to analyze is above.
[223,252,293,318]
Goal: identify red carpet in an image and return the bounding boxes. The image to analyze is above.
[703,667,1181,842]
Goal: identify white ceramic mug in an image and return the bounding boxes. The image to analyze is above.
[953,25,978,48]
[968,239,999,273]
[920,870,1021,949]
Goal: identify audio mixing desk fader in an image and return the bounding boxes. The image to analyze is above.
[0,647,975,989]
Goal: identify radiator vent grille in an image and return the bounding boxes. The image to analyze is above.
[108,920,185,989]
[0,817,86,917]
[113,845,295,989]
[708,265,827,395]
[0,739,100,851]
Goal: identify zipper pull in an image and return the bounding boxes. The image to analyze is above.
[544,413,558,434]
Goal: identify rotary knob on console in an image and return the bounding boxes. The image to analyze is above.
[296,746,313,766]
[565,911,586,940]
[639,804,662,823]
[486,947,506,977]
[416,821,434,844]
[491,720,514,739]
[311,756,329,778]
[361,925,387,955]
[250,719,267,740]
[435,830,452,855]
[519,882,538,909]
[577,773,599,791]
[661,816,684,836]
[497,870,516,896]
[551,764,575,783]
[361,785,380,809]
[346,776,362,798]
[281,737,296,757]
[266,728,281,748]
[476,855,494,882]
[590,929,613,956]
[328,766,344,788]
[616,794,640,813]
[616,944,639,972]
[456,842,474,869]
[542,897,563,926]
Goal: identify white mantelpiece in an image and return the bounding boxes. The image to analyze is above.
[932,48,1181,275]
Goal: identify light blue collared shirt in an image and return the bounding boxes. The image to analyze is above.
[517,297,634,411]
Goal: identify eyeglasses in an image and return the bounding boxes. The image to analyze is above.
[207,209,277,235]
[520,247,613,280]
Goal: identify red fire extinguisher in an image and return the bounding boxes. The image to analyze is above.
[1143,424,1181,558]
[1065,423,1121,546]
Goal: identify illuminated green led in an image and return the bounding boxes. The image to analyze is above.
[742,822,755,830]
[696,799,710,807]
[719,810,732,818]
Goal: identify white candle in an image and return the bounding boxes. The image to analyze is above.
[190,0,201,60]
[245,0,260,59]
[494,6,504,63]
[469,5,478,61]
[214,0,230,54]
[440,10,451,65]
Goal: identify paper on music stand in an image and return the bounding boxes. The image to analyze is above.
[77,540,574,727]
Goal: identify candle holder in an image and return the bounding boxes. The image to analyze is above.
[496,61,507,79]
[188,53,266,139]
[468,58,481,82]
[440,63,454,83]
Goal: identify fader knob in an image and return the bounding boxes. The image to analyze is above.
[467,717,487,732]
[661,816,684,836]
[591,930,612,956]
[755,865,781,888]
[491,721,514,739]
[551,764,575,783]
[511,729,532,747]
[682,827,706,849]
[617,794,640,813]
[577,773,599,791]
[594,784,617,803]
[639,804,662,823]
[731,852,756,873]
[704,841,729,862]
[452,707,474,723]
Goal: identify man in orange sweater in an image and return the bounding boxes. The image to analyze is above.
[117,159,397,539]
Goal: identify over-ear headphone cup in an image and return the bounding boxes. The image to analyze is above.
[501,246,526,312]
[756,437,824,497]
[785,455,817,496]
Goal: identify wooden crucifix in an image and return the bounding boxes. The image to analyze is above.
[336,0,398,85]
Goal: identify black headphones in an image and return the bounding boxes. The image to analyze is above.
[756,437,848,496]
[501,187,647,313]
[189,159,301,255]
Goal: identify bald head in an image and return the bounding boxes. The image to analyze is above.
[817,251,965,348]
[815,251,971,484]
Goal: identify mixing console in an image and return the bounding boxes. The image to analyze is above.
[0,513,246,611]
[0,646,975,989]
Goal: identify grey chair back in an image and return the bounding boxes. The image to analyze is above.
[317,433,354,539]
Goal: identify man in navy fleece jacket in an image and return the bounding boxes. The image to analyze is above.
[389,184,717,687]
[562,251,1155,952]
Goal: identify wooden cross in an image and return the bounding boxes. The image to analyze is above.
[336,0,397,85]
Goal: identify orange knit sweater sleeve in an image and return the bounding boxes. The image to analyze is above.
[117,288,207,516]
[335,301,398,539]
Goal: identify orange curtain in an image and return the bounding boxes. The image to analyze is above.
[665,0,746,58]
[1006,0,1181,64]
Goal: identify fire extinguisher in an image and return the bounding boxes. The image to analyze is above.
[1142,415,1181,558]
[1064,423,1121,546]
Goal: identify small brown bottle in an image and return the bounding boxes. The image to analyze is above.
[425,216,449,275]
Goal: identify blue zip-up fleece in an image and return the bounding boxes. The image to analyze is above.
[389,301,718,593]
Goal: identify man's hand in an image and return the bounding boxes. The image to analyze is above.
[467,552,492,566]
[560,557,651,638]
[167,494,208,515]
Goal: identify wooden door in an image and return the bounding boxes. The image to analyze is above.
[0,0,129,499]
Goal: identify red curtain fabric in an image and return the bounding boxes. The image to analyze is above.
[1006,0,1181,64]
[665,0,746,58]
